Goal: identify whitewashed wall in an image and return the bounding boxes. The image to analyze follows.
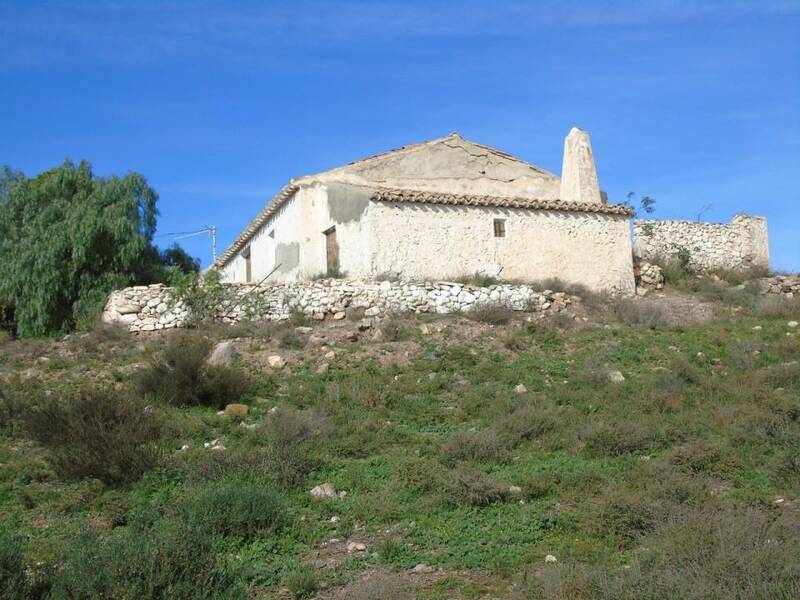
[368,202,635,293]
[218,183,374,283]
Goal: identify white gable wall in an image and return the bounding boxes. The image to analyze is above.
[218,183,373,283]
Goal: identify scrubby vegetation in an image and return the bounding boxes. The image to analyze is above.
[0,280,798,597]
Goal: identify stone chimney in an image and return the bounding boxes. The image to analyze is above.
[560,127,602,205]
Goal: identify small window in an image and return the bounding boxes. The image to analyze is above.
[493,219,506,238]
[268,230,275,239]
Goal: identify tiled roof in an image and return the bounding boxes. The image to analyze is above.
[212,183,298,269]
[213,184,632,269]
[370,188,634,215]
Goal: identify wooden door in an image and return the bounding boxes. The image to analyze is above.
[325,227,339,276]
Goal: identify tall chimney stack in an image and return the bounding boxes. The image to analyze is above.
[560,127,602,205]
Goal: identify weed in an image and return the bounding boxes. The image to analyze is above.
[453,272,501,287]
[284,566,318,599]
[22,385,161,484]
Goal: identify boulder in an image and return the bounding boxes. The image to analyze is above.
[310,483,337,498]
[267,355,286,369]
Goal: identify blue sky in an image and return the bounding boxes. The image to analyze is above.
[1,0,798,270]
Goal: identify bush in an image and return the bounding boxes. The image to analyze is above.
[50,515,238,599]
[136,334,249,408]
[517,507,799,600]
[609,298,670,326]
[284,566,317,599]
[467,303,514,325]
[667,439,742,479]
[380,314,411,342]
[262,408,325,488]
[582,421,653,457]
[448,465,508,507]
[595,485,659,543]
[440,430,509,465]
[22,385,161,484]
[179,476,284,540]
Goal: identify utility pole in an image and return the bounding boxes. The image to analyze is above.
[210,226,217,262]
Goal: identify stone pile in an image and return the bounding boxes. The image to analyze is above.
[102,279,580,333]
[759,275,800,299]
[634,261,664,290]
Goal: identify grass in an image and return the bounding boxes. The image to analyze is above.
[0,289,798,597]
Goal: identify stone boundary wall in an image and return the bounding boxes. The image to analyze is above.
[759,275,799,299]
[102,279,580,333]
[633,215,769,272]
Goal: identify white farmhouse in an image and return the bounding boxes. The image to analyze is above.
[212,128,636,293]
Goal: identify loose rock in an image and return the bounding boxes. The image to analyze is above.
[208,340,237,366]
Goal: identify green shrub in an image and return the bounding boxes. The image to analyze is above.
[393,455,446,494]
[51,515,238,599]
[494,401,561,446]
[22,385,161,484]
[170,269,227,325]
[136,334,249,408]
[284,565,317,599]
[179,476,284,540]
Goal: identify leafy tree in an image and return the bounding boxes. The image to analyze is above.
[0,160,196,337]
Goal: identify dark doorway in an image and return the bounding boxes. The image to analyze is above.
[324,227,339,276]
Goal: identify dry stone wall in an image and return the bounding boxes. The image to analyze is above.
[759,275,799,298]
[102,279,578,333]
[633,215,769,272]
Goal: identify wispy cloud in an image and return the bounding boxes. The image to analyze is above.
[1,0,797,68]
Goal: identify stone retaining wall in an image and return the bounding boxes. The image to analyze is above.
[102,279,579,333]
[633,215,769,272]
[759,275,799,299]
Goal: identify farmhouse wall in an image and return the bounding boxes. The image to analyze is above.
[369,202,635,294]
[633,215,769,272]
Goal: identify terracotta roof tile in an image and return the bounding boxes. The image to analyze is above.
[370,188,634,216]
